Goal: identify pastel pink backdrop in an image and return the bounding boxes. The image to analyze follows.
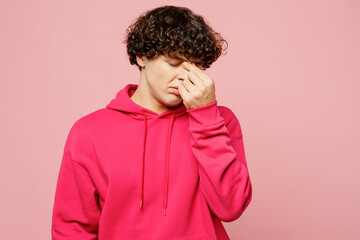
[1,0,359,239]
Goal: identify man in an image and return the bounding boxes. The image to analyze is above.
[52,5,252,240]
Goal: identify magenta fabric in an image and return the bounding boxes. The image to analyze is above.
[51,83,252,239]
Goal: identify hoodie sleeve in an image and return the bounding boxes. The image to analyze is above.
[52,122,101,239]
[186,100,253,222]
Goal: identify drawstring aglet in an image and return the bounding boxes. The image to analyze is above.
[140,200,143,209]
[163,207,167,216]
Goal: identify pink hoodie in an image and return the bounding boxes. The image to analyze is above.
[52,83,252,240]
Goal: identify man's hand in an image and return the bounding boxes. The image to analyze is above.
[178,62,216,110]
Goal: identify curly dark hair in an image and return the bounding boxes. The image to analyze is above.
[123,5,228,71]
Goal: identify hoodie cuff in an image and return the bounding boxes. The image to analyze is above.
[186,100,223,128]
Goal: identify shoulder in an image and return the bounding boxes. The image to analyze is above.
[64,108,108,150]
[218,105,238,124]
[70,108,107,132]
[218,104,243,134]
[218,105,234,117]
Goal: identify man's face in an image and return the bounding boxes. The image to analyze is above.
[136,54,202,109]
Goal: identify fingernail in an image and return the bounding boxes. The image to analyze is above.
[183,62,188,66]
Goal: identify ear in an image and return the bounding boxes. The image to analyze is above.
[136,55,146,68]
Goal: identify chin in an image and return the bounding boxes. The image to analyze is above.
[164,98,182,107]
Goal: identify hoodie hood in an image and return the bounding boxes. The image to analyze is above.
[106,83,187,216]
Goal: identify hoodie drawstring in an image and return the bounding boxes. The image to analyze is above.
[163,113,175,216]
[139,112,176,217]
[139,113,148,209]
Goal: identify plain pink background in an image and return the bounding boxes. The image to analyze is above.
[1,0,359,239]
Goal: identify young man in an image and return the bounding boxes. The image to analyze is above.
[52,5,252,240]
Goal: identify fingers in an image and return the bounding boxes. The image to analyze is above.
[182,63,205,90]
[182,62,210,83]
[181,76,196,93]
[178,84,190,101]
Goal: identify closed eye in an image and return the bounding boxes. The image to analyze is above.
[169,62,182,67]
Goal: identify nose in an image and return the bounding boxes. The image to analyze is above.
[176,67,189,81]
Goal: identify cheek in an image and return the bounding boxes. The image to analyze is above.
[158,66,178,81]
[147,63,178,85]
[146,65,162,82]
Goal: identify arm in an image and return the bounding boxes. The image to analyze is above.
[187,100,253,222]
[52,123,100,239]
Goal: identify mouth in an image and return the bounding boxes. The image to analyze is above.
[170,87,180,96]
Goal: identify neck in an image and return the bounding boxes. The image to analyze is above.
[130,80,170,115]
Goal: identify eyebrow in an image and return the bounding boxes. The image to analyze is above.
[168,55,202,65]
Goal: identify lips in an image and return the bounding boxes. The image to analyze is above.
[170,87,180,96]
